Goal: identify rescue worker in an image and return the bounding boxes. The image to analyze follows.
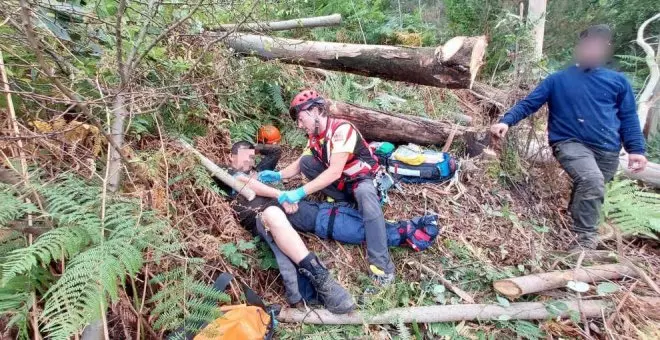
[258,90,396,285]
[490,25,648,250]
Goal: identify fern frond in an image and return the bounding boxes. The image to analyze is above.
[1,226,91,285]
[149,268,228,333]
[266,83,288,114]
[396,317,411,340]
[603,178,660,238]
[41,239,143,339]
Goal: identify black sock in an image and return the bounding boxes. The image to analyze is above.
[298,252,317,271]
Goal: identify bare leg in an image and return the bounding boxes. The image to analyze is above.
[262,206,310,264]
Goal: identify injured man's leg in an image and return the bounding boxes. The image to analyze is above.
[260,206,355,314]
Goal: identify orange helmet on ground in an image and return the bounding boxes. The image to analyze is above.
[289,89,326,120]
[257,125,281,144]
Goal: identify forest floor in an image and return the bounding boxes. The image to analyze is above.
[145,91,660,338]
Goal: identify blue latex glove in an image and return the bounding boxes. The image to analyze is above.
[258,170,282,183]
[278,187,306,204]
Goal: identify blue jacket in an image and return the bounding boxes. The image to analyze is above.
[499,66,646,154]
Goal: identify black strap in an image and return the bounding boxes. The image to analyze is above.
[326,207,338,240]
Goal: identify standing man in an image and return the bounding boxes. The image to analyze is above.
[490,25,648,250]
[258,90,396,285]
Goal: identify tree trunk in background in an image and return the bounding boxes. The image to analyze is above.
[107,95,127,192]
[210,14,342,32]
[327,100,469,145]
[528,0,547,60]
[224,33,487,89]
[636,13,660,136]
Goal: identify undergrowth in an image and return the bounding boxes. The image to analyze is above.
[0,174,226,339]
[603,177,660,238]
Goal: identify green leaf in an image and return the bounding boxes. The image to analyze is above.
[149,46,167,60]
[545,301,569,316]
[496,296,510,307]
[432,284,446,296]
[596,282,619,296]
[237,240,256,251]
[566,280,590,293]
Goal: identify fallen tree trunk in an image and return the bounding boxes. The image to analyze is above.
[523,139,660,187]
[178,140,256,201]
[210,14,342,32]
[328,100,470,145]
[278,299,610,324]
[493,263,637,299]
[224,33,487,89]
[618,153,660,188]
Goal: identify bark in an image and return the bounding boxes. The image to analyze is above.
[327,100,470,145]
[107,95,127,193]
[636,13,660,136]
[493,263,637,299]
[225,33,487,89]
[278,300,610,324]
[210,14,341,32]
[178,140,256,201]
[527,0,547,60]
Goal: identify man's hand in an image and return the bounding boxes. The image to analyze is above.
[278,187,306,204]
[281,202,299,214]
[490,123,509,139]
[628,154,647,173]
[258,170,281,183]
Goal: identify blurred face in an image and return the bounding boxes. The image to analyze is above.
[297,107,322,137]
[231,147,255,172]
[575,37,611,67]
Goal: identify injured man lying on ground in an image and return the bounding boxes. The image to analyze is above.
[214,141,440,314]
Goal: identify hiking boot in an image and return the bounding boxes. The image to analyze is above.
[369,265,395,286]
[298,253,356,314]
[567,233,599,252]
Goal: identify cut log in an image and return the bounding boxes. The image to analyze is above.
[493,263,637,299]
[327,100,470,145]
[209,14,342,32]
[224,33,487,89]
[178,140,256,201]
[278,299,610,324]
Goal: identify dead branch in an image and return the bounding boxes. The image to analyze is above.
[636,13,660,135]
[210,14,342,32]
[278,300,611,324]
[178,139,256,201]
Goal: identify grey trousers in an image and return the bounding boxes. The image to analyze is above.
[552,140,620,237]
[300,155,395,274]
[254,201,318,305]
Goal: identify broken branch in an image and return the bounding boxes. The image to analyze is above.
[210,14,342,32]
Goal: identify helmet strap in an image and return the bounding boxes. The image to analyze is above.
[313,117,320,137]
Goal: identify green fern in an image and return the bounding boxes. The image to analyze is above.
[266,83,288,114]
[396,317,411,340]
[149,265,230,337]
[603,178,660,238]
[0,174,182,339]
